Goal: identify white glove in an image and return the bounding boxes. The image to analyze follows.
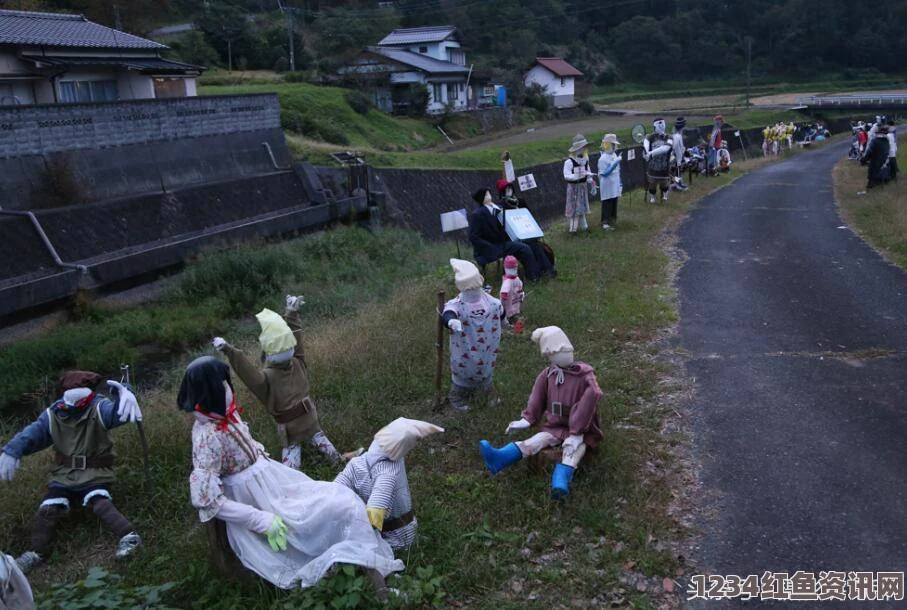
[448,319,463,333]
[107,380,142,423]
[0,453,20,481]
[212,337,228,351]
[285,295,305,312]
[505,418,531,434]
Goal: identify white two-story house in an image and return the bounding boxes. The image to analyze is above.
[524,57,583,108]
[344,26,493,114]
[0,8,202,106]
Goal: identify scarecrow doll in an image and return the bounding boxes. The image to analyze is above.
[643,118,673,203]
[563,134,596,234]
[335,418,444,550]
[499,255,525,332]
[597,133,622,230]
[479,327,603,499]
[213,295,343,468]
[442,259,504,412]
[0,371,143,573]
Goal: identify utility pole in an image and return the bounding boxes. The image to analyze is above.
[277,0,295,72]
[113,4,122,30]
[744,35,753,107]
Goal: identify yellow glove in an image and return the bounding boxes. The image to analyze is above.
[366,507,387,531]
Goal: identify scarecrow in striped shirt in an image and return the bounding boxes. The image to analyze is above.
[335,418,444,549]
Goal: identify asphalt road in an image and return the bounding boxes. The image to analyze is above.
[678,142,907,606]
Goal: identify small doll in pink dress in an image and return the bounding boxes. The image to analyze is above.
[499,255,525,334]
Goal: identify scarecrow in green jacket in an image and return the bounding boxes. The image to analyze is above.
[213,295,344,468]
[0,371,143,574]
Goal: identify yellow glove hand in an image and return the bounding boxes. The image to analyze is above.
[366,507,387,531]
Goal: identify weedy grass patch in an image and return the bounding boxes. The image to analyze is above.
[834,146,907,268]
[200,82,445,151]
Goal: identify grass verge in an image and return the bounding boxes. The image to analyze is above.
[834,147,907,268]
[1,152,800,609]
[200,82,446,151]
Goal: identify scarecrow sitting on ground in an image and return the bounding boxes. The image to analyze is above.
[0,371,143,573]
[479,327,604,499]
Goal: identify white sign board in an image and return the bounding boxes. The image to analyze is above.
[517,173,537,191]
[440,208,469,233]
[627,149,636,161]
[504,208,544,241]
[503,159,516,183]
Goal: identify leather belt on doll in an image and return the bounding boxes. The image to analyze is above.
[54,452,114,470]
[382,510,415,533]
[273,396,314,424]
[550,401,572,417]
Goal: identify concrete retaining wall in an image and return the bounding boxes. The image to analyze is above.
[373,146,646,240]
[0,95,292,210]
[0,166,368,319]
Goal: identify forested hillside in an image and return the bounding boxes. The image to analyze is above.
[5,0,905,86]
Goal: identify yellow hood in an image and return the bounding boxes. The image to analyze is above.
[255,308,297,355]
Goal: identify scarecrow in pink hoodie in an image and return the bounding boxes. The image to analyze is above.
[479,326,603,499]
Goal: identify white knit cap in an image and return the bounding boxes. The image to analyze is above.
[374,417,445,461]
[531,326,574,357]
[450,258,483,291]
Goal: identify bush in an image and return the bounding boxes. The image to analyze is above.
[36,567,177,610]
[406,84,430,118]
[273,56,289,73]
[523,83,550,114]
[284,71,309,83]
[32,156,83,209]
[578,99,595,115]
[166,31,219,69]
[280,108,350,145]
[344,90,373,116]
[178,246,291,316]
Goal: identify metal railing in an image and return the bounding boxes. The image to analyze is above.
[797,94,907,108]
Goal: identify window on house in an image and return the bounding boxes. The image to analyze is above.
[432,83,443,103]
[60,80,119,103]
[419,46,428,53]
[483,85,495,97]
[560,77,566,87]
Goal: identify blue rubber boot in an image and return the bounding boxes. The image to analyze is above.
[550,463,575,500]
[479,441,522,475]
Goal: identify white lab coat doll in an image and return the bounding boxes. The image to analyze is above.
[597,133,622,230]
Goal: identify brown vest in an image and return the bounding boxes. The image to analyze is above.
[47,399,116,488]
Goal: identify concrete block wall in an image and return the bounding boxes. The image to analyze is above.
[0,95,291,210]
[0,94,281,158]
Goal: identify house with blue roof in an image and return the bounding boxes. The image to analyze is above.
[0,9,202,106]
[344,25,496,115]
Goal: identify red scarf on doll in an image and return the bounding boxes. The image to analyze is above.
[195,401,243,431]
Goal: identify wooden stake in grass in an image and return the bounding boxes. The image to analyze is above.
[434,290,446,411]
